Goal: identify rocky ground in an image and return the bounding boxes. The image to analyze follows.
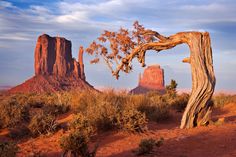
[4,102,234,157]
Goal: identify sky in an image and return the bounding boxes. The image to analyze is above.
[0,0,236,92]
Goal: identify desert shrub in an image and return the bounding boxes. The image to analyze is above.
[212,94,236,108]
[26,94,45,108]
[60,131,98,157]
[86,100,118,131]
[136,137,164,155]
[73,91,98,112]
[72,91,148,133]
[102,91,128,109]
[146,91,162,97]
[129,95,151,108]
[42,104,70,116]
[0,96,29,128]
[0,141,19,157]
[116,108,147,133]
[28,112,57,136]
[69,113,95,137]
[165,79,178,98]
[135,95,170,122]
[170,93,189,112]
[73,91,124,131]
[138,102,170,122]
[25,92,70,118]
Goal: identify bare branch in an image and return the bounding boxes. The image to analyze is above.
[141,29,168,41]
[85,21,216,129]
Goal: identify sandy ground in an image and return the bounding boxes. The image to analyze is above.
[2,103,236,157]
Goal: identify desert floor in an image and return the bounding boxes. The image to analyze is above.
[1,102,236,157]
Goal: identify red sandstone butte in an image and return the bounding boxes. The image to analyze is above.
[130,65,165,94]
[9,34,94,93]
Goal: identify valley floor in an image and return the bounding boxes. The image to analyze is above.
[2,103,236,157]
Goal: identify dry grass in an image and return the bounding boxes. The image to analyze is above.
[212,94,236,108]
[1,90,236,156]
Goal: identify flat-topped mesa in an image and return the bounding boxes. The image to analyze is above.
[139,65,165,90]
[34,34,85,79]
[130,64,165,94]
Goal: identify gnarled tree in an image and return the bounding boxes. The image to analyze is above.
[86,21,216,129]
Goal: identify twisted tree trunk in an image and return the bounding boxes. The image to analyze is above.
[180,32,216,128]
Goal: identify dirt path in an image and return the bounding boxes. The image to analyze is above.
[16,103,236,157]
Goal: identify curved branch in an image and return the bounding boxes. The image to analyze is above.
[112,32,186,78]
[141,29,168,41]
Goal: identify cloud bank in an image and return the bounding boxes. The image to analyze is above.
[0,0,236,91]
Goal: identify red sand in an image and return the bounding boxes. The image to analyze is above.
[12,103,236,157]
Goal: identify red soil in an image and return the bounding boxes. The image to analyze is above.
[9,103,236,157]
[8,75,94,94]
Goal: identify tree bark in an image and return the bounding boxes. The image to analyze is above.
[180,32,216,128]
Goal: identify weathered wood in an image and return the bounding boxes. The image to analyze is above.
[180,32,216,128]
[86,22,216,128]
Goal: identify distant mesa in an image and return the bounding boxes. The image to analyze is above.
[9,34,94,93]
[130,65,165,94]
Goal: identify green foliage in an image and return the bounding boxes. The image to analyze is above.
[0,141,19,157]
[136,137,164,155]
[0,96,29,128]
[165,79,178,98]
[28,112,57,136]
[60,131,98,157]
[116,109,147,133]
[166,79,177,91]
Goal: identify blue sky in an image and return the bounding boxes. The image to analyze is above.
[0,0,236,92]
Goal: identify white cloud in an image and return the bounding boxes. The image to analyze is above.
[0,36,30,41]
[0,1,14,8]
[180,3,227,12]
[0,0,236,91]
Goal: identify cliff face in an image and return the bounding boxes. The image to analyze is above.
[130,65,165,94]
[34,34,84,78]
[9,34,93,93]
[139,65,164,90]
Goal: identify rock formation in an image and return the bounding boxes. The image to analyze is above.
[78,46,86,80]
[130,65,165,94]
[9,34,94,93]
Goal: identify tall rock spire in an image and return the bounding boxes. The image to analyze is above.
[78,46,86,80]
